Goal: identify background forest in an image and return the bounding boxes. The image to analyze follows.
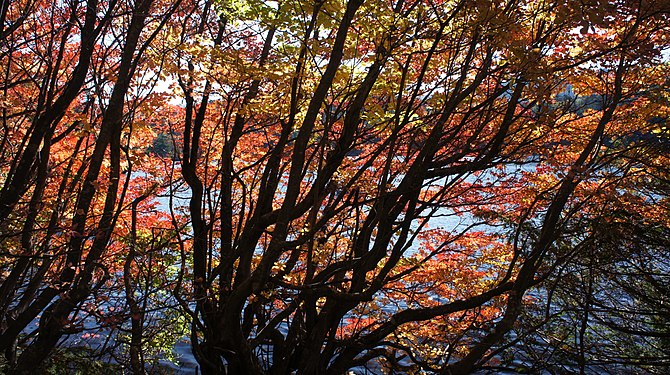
[1,0,669,373]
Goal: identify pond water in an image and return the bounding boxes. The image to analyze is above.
[159,340,199,374]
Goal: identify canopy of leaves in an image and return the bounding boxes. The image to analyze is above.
[0,0,668,374]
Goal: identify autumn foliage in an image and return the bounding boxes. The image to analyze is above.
[0,0,669,373]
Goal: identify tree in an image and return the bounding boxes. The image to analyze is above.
[0,0,179,372]
[155,0,669,373]
[505,84,670,373]
[0,0,668,373]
